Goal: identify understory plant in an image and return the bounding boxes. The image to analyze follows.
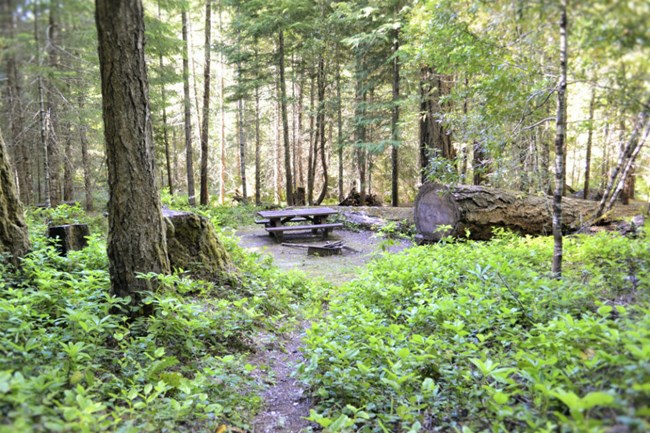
[301,227,650,432]
[0,205,310,432]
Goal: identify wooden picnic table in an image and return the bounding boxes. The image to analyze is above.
[256,207,342,242]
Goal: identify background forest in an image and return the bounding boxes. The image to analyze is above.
[1,0,648,208]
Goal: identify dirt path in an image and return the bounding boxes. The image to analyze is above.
[238,226,411,432]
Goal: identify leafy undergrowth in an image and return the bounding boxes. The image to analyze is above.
[300,228,650,432]
[0,204,312,432]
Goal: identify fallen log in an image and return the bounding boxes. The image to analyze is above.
[415,183,599,241]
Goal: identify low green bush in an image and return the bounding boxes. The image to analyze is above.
[300,228,650,432]
[0,204,310,432]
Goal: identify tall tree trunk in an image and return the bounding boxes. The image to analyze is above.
[218,5,226,204]
[595,98,650,218]
[336,57,344,202]
[0,126,30,265]
[254,80,261,206]
[182,10,196,206]
[419,66,454,183]
[78,94,93,212]
[46,0,62,205]
[307,70,316,204]
[96,0,170,314]
[237,65,247,202]
[391,24,400,207]
[297,70,305,187]
[278,30,294,205]
[199,0,212,206]
[3,0,31,205]
[583,86,595,199]
[354,56,367,205]
[34,1,51,207]
[552,0,568,277]
[157,0,173,196]
[63,122,74,201]
[315,56,328,205]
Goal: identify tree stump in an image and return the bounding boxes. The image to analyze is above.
[414,183,599,242]
[162,209,232,280]
[47,224,90,255]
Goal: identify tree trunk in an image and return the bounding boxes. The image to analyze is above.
[34,1,51,207]
[254,79,261,206]
[3,0,31,205]
[96,0,170,314]
[199,0,211,206]
[218,5,226,204]
[63,122,74,201]
[278,30,294,205]
[420,66,454,183]
[595,99,650,218]
[414,183,597,242]
[391,23,400,207]
[583,86,595,199]
[237,63,247,203]
[307,69,316,205]
[315,56,328,205]
[78,94,93,211]
[552,0,568,276]
[0,126,30,265]
[354,56,367,206]
[336,57,344,202]
[157,0,173,196]
[46,1,62,206]
[182,10,196,206]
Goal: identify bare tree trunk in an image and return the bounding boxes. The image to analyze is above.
[254,80,261,205]
[199,0,212,206]
[278,30,294,205]
[354,56,368,206]
[182,10,196,206]
[336,57,344,202]
[297,68,305,187]
[595,99,650,218]
[315,56,328,205]
[218,5,226,204]
[34,1,51,207]
[156,0,173,196]
[96,0,170,314]
[63,122,74,201]
[307,70,315,205]
[78,94,93,211]
[46,0,62,205]
[583,86,595,199]
[237,65,247,202]
[552,0,568,277]
[391,23,400,207]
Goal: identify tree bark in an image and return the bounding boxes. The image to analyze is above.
[218,5,226,204]
[391,23,400,207]
[583,86,595,199]
[0,126,30,265]
[237,87,247,203]
[254,78,261,206]
[34,1,51,207]
[336,57,344,202]
[199,0,211,206]
[552,0,568,277]
[307,70,316,205]
[96,0,170,314]
[414,183,597,242]
[315,56,328,205]
[157,0,173,196]
[78,94,93,211]
[420,66,454,183]
[278,30,294,205]
[182,10,196,206]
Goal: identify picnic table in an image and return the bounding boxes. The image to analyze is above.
[256,207,342,242]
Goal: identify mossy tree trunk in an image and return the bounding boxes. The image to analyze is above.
[0,127,30,265]
[96,0,170,315]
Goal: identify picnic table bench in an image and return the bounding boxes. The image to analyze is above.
[256,207,342,242]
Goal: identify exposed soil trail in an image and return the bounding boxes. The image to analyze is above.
[238,226,412,432]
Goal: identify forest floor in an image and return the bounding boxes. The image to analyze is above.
[237,226,413,432]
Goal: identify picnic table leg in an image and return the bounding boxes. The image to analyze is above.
[312,216,323,234]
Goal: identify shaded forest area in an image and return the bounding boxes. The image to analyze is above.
[0,0,648,210]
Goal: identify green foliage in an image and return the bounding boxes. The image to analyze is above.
[300,229,650,432]
[0,205,311,432]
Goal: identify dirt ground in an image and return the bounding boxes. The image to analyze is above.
[237,224,413,432]
[236,225,412,285]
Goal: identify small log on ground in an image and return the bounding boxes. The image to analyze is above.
[47,224,90,255]
[339,189,382,206]
[163,209,232,280]
[415,183,599,241]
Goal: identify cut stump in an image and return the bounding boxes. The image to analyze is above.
[415,183,599,241]
[163,209,232,280]
[47,224,90,255]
